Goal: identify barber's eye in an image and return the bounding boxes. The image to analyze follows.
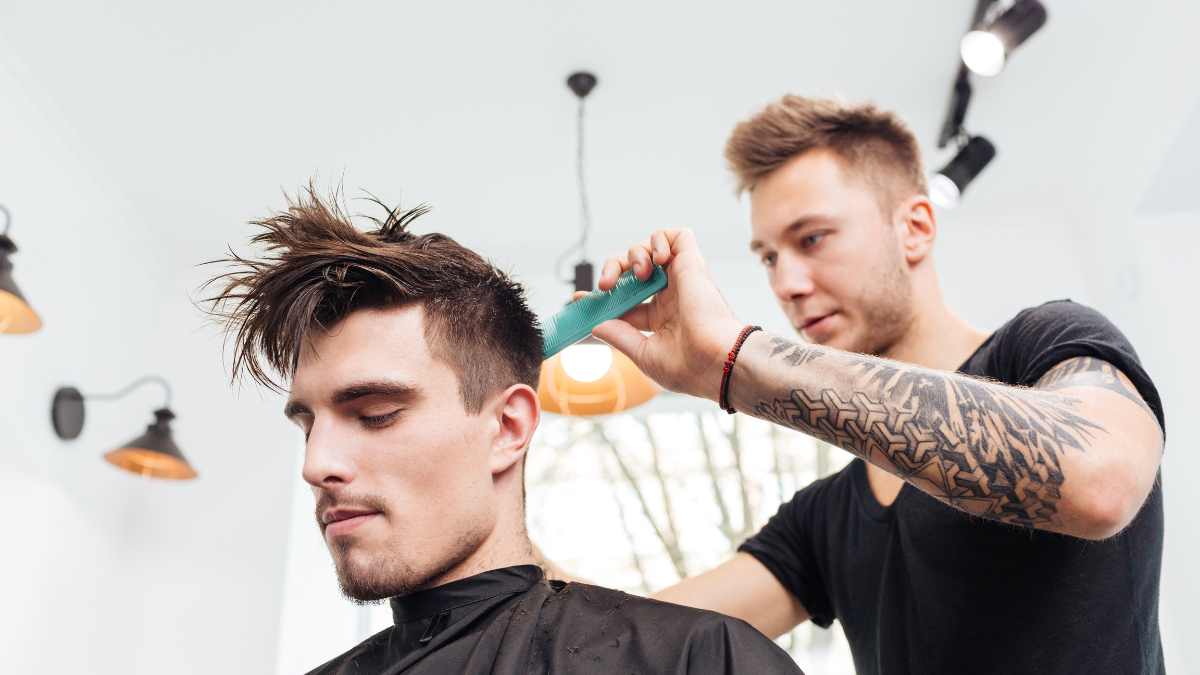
[800,232,827,249]
[760,252,777,268]
[360,410,402,429]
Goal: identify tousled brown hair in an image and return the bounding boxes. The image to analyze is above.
[725,96,927,211]
[203,185,542,413]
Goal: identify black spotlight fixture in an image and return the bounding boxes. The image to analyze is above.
[51,375,198,480]
[930,135,997,209]
[961,0,1048,77]
[0,204,43,334]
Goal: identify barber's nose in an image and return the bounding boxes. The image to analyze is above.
[771,253,815,301]
[301,421,355,489]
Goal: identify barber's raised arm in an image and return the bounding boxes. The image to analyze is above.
[651,553,809,639]
[595,230,1164,540]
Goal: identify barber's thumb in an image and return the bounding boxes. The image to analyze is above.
[592,319,645,362]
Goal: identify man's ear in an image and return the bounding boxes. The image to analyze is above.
[893,194,937,266]
[488,383,540,476]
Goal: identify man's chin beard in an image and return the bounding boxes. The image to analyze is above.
[333,549,428,604]
[330,536,480,604]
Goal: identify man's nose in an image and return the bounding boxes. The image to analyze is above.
[771,252,816,301]
[301,419,355,489]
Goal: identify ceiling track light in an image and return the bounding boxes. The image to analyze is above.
[0,204,43,334]
[931,135,996,209]
[961,0,1048,77]
[51,375,198,480]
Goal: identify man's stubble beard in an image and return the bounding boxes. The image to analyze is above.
[330,524,488,605]
[847,249,915,358]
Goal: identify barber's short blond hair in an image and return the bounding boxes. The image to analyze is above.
[725,96,928,211]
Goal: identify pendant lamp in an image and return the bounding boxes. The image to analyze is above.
[0,204,43,334]
[537,71,659,416]
[51,376,198,480]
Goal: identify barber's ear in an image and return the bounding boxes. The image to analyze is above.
[488,384,540,475]
[893,195,937,265]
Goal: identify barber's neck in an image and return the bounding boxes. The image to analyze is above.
[879,277,987,372]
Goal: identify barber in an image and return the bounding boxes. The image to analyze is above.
[582,96,1166,675]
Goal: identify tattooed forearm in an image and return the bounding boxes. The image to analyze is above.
[746,338,1105,528]
[1035,356,1154,417]
[768,336,825,367]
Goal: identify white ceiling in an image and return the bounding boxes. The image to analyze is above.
[4,0,1197,292]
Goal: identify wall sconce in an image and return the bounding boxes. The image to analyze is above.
[51,375,198,480]
[0,204,43,334]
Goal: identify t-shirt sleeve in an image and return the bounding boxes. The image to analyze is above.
[737,478,836,628]
[998,300,1164,432]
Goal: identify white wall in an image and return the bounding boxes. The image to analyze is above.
[1126,210,1200,672]
[0,62,295,675]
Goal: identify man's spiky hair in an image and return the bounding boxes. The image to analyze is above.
[203,184,543,413]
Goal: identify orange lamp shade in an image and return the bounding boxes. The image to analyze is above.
[104,408,198,480]
[538,346,659,416]
[0,245,41,334]
[105,446,198,480]
[0,288,41,334]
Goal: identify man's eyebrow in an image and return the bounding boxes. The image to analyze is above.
[749,214,835,252]
[283,380,421,419]
[331,380,421,406]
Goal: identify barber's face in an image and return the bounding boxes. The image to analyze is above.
[749,149,913,355]
[286,305,497,601]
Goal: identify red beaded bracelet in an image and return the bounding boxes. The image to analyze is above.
[719,325,762,414]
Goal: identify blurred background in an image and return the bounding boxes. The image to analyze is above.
[1,1,1198,673]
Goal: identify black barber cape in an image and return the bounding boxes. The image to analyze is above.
[307,565,803,674]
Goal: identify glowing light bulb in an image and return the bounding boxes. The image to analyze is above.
[929,173,962,209]
[560,343,613,382]
[960,30,1006,77]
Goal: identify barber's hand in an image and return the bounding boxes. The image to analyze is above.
[591,229,744,402]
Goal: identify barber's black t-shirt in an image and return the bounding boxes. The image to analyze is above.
[740,300,1166,675]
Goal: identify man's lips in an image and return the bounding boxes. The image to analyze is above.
[801,312,836,331]
[321,508,382,537]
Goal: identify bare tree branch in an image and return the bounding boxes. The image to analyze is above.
[696,413,738,544]
[723,414,756,540]
[639,417,688,576]
[595,422,689,580]
[599,446,653,594]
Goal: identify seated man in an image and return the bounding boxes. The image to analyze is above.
[205,188,803,675]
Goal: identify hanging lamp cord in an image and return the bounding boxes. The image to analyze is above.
[555,94,593,283]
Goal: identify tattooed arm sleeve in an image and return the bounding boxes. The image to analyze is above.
[728,334,1164,539]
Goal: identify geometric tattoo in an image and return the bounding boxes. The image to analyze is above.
[752,339,1108,528]
[1036,356,1156,418]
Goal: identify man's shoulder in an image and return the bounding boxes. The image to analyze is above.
[304,625,393,675]
[556,582,803,672]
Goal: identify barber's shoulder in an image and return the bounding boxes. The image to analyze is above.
[1012,298,1122,329]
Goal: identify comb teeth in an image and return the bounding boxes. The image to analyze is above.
[542,265,669,359]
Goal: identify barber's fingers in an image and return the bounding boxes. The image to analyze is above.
[599,232,673,290]
[612,302,652,332]
[651,231,671,265]
[592,318,646,361]
[599,254,628,290]
[598,227,699,291]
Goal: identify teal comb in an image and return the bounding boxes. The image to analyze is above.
[542,265,668,360]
